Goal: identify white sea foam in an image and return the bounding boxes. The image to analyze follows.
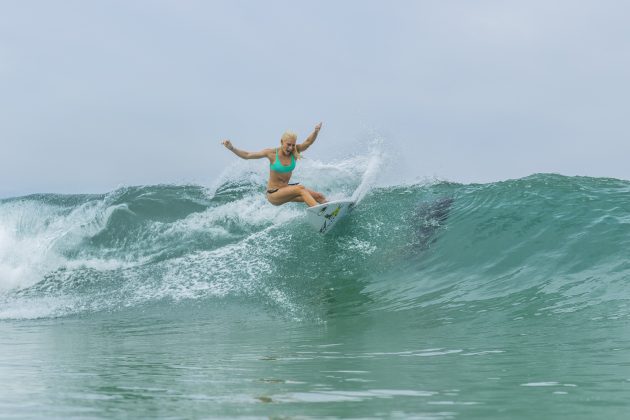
[0,295,79,319]
[0,197,129,292]
[166,192,301,236]
[0,201,78,291]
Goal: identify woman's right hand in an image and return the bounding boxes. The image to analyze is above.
[221,139,233,150]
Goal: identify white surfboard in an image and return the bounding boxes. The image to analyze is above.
[306,199,356,234]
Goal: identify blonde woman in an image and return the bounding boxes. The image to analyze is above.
[221,122,327,207]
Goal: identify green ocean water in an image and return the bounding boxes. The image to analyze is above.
[2,169,630,418]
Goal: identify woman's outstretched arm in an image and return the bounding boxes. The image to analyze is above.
[297,122,322,153]
[222,140,271,160]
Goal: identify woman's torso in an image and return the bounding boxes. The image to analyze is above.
[267,149,295,189]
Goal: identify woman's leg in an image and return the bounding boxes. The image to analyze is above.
[267,185,318,207]
[305,189,327,204]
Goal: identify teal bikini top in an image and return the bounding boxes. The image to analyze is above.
[270,148,296,173]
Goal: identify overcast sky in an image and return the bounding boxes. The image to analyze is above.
[1,0,629,197]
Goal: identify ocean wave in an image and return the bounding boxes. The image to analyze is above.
[2,169,630,320]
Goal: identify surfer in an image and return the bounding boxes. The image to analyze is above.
[222,123,327,207]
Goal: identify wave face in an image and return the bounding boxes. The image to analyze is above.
[2,168,630,321]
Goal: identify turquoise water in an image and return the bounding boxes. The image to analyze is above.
[2,170,630,418]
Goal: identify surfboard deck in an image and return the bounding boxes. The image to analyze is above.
[306,199,356,234]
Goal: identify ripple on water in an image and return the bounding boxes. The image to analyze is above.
[270,389,437,403]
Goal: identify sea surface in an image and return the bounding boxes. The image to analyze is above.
[2,157,630,418]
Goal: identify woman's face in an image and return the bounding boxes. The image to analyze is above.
[281,139,296,155]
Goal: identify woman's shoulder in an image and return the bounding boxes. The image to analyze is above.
[262,148,276,159]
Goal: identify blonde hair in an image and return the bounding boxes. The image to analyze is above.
[280,130,301,160]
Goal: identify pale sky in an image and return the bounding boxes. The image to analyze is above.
[2,0,629,197]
